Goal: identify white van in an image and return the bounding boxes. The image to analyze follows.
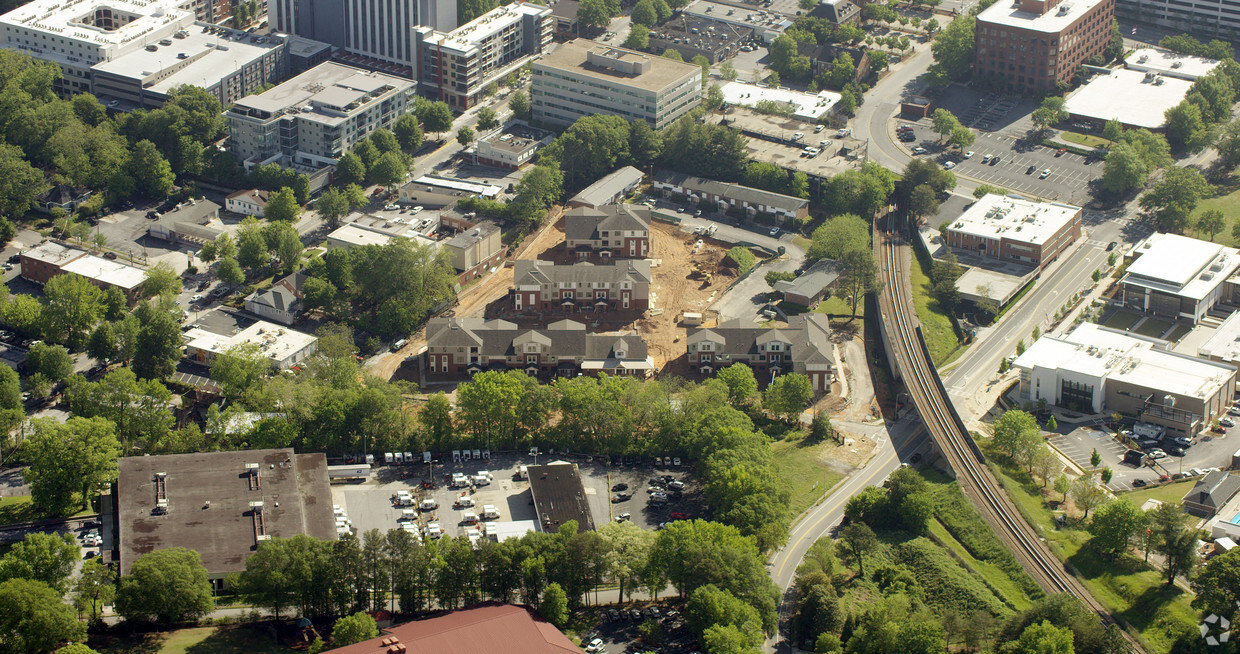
[399,509,416,522]
[425,523,443,539]
[404,451,413,464]
[394,452,404,464]
[482,505,500,519]
[384,452,394,464]
[472,474,491,487]
[461,510,479,524]
[516,465,529,480]
[455,496,475,508]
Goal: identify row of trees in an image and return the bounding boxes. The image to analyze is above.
[1164,61,1240,153]
[803,213,881,319]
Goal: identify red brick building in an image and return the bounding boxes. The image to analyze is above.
[944,194,1082,270]
[512,260,651,313]
[563,204,651,260]
[686,314,835,392]
[974,0,1114,93]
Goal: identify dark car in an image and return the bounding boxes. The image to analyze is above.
[629,609,642,620]
[612,483,628,492]
[909,452,922,464]
[198,281,210,291]
[1168,446,1187,457]
[613,493,632,502]
[1131,479,1147,487]
[6,254,19,264]
[146,211,159,220]
[1107,241,1118,251]
[1026,165,1037,174]
[989,156,1001,165]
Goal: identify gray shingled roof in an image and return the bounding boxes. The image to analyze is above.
[514,260,652,287]
[686,314,832,364]
[426,318,650,362]
[564,204,651,242]
[1184,470,1240,510]
[570,166,644,207]
[654,170,808,213]
[774,259,839,300]
[246,271,306,313]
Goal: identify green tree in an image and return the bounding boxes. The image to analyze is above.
[1197,208,1225,241]
[807,216,871,263]
[332,611,379,646]
[1087,499,1144,555]
[687,584,762,641]
[1071,473,1106,519]
[370,128,399,154]
[1150,501,1199,585]
[335,152,367,187]
[928,16,975,83]
[42,272,103,348]
[263,187,302,222]
[1103,118,1124,142]
[764,373,814,422]
[217,256,245,286]
[839,522,877,576]
[0,532,79,593]
[838,248,881,319]
[0,142,49,218]
[74,557,115,623]
[1003,620,1075,654]
[1031,96,1067,132]
[908,184,940,221]
[23,417,120,516]
[316,187,351,227]
[128,140,175,200]
[115,547,215,624]
[393,113,424,152]
[539,582,569,628]
[25,342,74,383]
[1192,547,1240,622]
[0,578,86,654]
[210,342,269,402]
[624,29,650,50]
[632,0,657,25]
[369,151,407,191]
[931,108,961,143]
[1140,166,1212,233]
[509,90,531,121]
[576,0,611,28]
[132,305,183,380]
[1165,101,1206,151]
[1101,143,1150,195]
[457,125,475,147]
[476,107,500,131]
[993,410,1040,466]
[540,115,633,188]
[1054,474,1072,502]
[417,101,455,138]
[716,363,759,407]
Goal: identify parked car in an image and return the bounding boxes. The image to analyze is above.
[1168,446,1187,457]
[982,154,993,163]
[1131,479,1146,487]
[1171,436,1192,447]
[1055,148,1066,156]
[944,161,956,169]
[586,638,604,653]
[769,226,779,236]
[989,156,1001,165]
[614,512,631,522]
[1026,165,1037,175]
[613,493,632,502]
[1039,169,1051,179]
[1148,449,1168,459]
[912,146,927,155]
[1220,417,1235,427]
[612,483,628,492]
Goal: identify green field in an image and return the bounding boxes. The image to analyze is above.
[1191,179,1240,247]
[812,293,865,335]
[1060,131,1113,149]
[0,496,34,525]
[1102,309,1141,331]
[1119,479,1197,508]
[911,248,965,366]
[96,625,291,654]
[1134,317,1173,339]
[977,437,1200,651]
[770,437,847,519]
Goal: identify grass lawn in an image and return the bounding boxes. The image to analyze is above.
[792,235,812,252]
[1060,131,1113,149]
[927,518,1035,613]
[1119,479,1197,508]
[1191,179,1240,247]
[1165,322,1193,343]
[0,496,34,525]
[1134,317,1172,339]
[911,248,964,366]
[770,437,846,519]
[1102,309,1141,331]
[812,293,864,335]
[96,625,290,654]
[977,437,1199,651]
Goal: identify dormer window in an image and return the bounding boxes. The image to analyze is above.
[615,350,625,358]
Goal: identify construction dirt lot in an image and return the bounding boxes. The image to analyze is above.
[368,211,738,381]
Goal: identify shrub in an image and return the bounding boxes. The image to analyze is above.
[893,537,1008,616]
[726,246,757,274]
[930,484,1044,600]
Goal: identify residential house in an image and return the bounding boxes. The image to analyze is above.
[244,271,307,325]
[425,318,654,379]
[687,314,834,391]
[225,189,269,217]
[512,260,651,312]
[1183,470,1240,517]
[800,42,871,84]
[564,205,651,259]
[568,166,645,209]
[652,170,809,221]
[774,259,838,306]
[323,603,579,654]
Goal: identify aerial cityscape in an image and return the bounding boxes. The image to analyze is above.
[0,0,1238,650]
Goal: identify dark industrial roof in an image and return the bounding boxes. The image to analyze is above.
[653,170,808,213]
[326,603,579,654]
[116,448,337,577]
[528,463,595,533]
[514,260,652,287]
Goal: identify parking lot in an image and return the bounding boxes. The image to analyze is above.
[330,454,701,543]
[586,602,696,654]
[897,121,1099,204]
[1048,424,1238,491]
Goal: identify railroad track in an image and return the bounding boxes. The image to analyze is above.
[874,213,1146,653]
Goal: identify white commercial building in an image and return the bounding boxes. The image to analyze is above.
[90,27,288,109]
[1014,322,1236,436]
[531,39,703,129]
[1064,69,1193,130]
[184,320,318,369]
[411,175,502,199]
[1116,0,1240,47]
[1125,48,1221,81]
[0,0,196,96]
[1120,233,1240,324]
[224,62,416,170]
[414,3,552,110]
[1199,310,1240,370]
[719,81,840,122]
[324,224,397,250]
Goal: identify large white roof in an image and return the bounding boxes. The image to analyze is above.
[1123,233,1240,300]
[184,321,317,365]
[435,3,548,53]
[0,0,192,52]
[977,0,1109,33]
[720,81,840,121]
[61,254,147,290]
[1014,322,1235,401]
[1126,48,1221,81]
[947,194,1080,246]
[92,28,283,95]
[1198,310,1240,365]
[1064,69,1192,130]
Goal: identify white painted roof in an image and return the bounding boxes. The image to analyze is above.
[720,81,840,121]
[61,254,147,290]
[977,0,1109,33]
[1064,69,1192,130]
[1199,310,1240,364]
[1123,232,1240,301]
[1126,48,1221,80]
[435,3,549,53]
[184,320,317,365]
[947,194,1079,246]
[92,28,283,94]
[0,0,192,52]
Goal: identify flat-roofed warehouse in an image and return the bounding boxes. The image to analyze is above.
[115,448,337,587]
[528,462,595,533]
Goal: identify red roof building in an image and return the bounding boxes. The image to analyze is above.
[325,603,579,654]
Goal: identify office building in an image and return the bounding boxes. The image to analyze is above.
[115,448,337,586]
[1125,47,1221,80]
[424,317,654,379]
[474,125,554,169]
[532,39,702,128]
[415,3,552,110]
[1064,69,1193,130]
[325,604,579,654]
[974,0,1115,93]
[1116,0,1240,43]
[1120,233,1240,324]
[646,13,756,62]
[943,194,1082,270]
[270,0,456,72]
[808,0,861,24]
[183,320,318,369]
[512,260,651,312]
[19,241,147,299]
[224,62,416,170]
[687,314,834,390]
[0,0,196,95]
[90,27,288,109]
[1013,322,1236,437]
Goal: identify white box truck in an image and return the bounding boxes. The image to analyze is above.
[455,495,475,508]
[482,505,500,519]
[394,452,404,464]
[384,452,394,464]
[404,451,413,464]
[419,499,438,511]
[516,465,529,480]
[461,510,478,524]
